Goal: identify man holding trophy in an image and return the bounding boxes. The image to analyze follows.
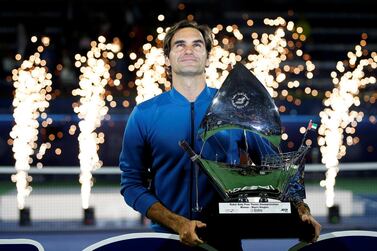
[119,19,321,251]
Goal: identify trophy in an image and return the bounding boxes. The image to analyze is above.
[179,63,315,240]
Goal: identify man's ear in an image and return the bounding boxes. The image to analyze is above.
[205,56,210,67]
[165,56,171,66]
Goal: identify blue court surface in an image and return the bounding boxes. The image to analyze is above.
[0,230,300,251]
[3,231,377,251]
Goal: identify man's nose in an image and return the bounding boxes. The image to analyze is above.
[183,45,194,54]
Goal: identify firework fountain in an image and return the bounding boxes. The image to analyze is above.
[9,36,53,225]
[72,36,122,224]
[318,37,377,221]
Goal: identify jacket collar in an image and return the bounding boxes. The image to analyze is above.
[169,85,212,105]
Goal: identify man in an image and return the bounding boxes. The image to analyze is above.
[119,20,321,250]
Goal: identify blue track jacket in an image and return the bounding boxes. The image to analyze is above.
[119,86,276,232]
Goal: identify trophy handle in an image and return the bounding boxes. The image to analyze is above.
[178,140,197,158]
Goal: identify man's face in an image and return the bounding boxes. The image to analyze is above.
[166,27,209,77]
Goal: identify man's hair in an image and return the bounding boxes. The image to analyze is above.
[163,20,213,58]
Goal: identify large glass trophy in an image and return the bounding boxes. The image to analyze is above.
[179,63,314,240]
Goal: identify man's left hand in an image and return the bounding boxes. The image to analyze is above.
[297,203,321,243]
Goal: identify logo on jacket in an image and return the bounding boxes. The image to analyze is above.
[232,92,250,109]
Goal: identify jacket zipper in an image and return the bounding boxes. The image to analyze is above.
[189,102,194,219]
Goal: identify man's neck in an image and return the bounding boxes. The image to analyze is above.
[172,75,206,102]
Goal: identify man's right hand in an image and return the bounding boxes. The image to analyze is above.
[176,218,206,246]
[146,202,207,247]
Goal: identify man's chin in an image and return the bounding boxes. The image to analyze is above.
[174,66,205,76]
[178,70,204,76]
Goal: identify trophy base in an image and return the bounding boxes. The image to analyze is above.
[199,202,315,241]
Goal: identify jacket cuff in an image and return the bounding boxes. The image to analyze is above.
[134,192,159,216]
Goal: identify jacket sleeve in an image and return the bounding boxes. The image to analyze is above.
[119,106,158,216]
